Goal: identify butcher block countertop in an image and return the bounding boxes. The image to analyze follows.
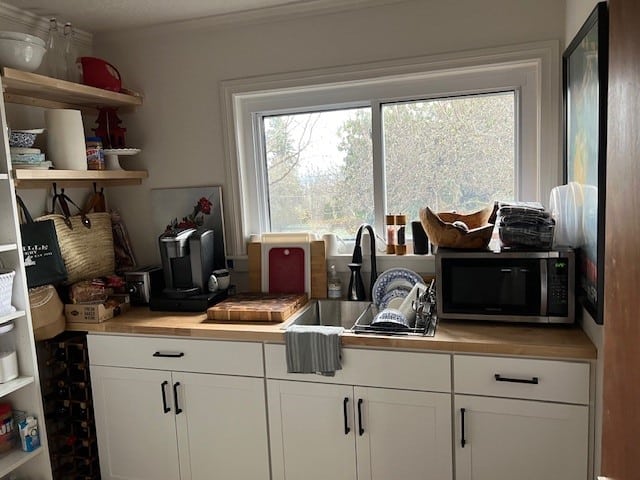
[66,307,597,360]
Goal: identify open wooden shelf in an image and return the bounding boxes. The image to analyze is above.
[12,169,148,188]
[1,67,143,110]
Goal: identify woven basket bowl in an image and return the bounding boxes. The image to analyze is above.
[419,202,498,250]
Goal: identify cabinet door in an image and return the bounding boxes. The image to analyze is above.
[267,380,357,480]
[91,365,181,480]
[173,372,270,480]
[455,395,589,480]
[354,387,452,480]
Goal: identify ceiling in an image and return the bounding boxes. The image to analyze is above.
[1,0,386,33]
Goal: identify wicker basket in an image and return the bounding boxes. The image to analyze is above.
[0,270,16,316]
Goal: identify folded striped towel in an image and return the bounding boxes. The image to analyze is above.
[285,325,344,376]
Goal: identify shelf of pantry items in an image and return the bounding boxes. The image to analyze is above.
[1,67,143,110]
[12,169,148,188]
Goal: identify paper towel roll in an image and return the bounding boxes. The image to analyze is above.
[45,109,87,170]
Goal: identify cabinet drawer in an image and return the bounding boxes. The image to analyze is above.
[265,344,451,392]
[88,334,264,377]
[454,355,590,404]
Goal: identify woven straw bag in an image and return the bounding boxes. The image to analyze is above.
[36,212,114,284]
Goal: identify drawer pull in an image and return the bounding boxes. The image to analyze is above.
[357,398,365,436]
[160,381,170,413]
[173,382,182,415]
[343,397,351,435]
[460,408,466,448]
[153,351,185,358]
[494,374,539,385]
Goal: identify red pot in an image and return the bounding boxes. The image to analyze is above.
[77,57,122,92]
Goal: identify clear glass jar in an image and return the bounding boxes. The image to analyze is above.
[63,23,78,82]
[45,18,64,79]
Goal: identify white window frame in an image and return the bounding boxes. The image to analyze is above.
[221,41,560,255]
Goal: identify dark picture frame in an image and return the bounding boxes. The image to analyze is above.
[562,2,608,325]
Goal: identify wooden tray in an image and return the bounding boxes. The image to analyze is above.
[206,293,308,322]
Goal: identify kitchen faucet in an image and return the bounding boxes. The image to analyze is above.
[347,224,378,301]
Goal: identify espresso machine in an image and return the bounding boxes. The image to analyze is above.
[149,227,227,312]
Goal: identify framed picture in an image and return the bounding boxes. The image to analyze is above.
[150,186,227,271]
[562,1,608,325]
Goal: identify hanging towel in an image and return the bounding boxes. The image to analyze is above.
[285,325,344,376]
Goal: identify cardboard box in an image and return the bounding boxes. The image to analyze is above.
[65,294,130,324]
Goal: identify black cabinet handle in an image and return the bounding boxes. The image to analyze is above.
[357,398,364,436]
[460,408,466,447]
[343,397,351,435]
[153,351,185,358]
[161,381,170,413]
[494,374,539,385]
[173,382,182,415]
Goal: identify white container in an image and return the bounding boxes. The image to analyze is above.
[44,109,87,170]
[0,321,18,383]
[0,270,15,316]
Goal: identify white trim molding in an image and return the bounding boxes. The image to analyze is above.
[221,40,560,255]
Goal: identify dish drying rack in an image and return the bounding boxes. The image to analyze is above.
[353,280,438,337]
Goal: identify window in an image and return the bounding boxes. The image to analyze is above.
[262,108,373,239]
[223,42,560,255]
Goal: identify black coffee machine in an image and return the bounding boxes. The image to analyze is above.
[149,227,226,311]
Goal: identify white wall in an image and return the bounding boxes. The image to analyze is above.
[565,0,604,475]
[92,0,566,267]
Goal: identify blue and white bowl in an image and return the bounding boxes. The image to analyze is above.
[8,128,44,148]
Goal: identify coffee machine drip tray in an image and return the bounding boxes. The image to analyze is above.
[149,290,228,312]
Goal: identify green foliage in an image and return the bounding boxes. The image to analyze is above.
[263,93,514,237]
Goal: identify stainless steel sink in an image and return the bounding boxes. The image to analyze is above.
[283,299,373,330]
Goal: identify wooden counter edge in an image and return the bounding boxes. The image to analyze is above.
[65,308,597,360]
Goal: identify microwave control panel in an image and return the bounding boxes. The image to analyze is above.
[547,258,570,316]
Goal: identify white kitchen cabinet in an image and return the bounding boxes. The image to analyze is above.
[88,334,270,480]
[268,381,357,480]
[266,345,452,480]
[453,354,591,480]
[89,365,181,480]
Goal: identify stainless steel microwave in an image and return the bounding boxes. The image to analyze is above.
[435,249,574,324]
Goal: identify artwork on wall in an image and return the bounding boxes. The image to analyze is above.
[562,1,608,325]
[150,186,227,270]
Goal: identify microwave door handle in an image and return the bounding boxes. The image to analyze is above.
[540,259,548,315]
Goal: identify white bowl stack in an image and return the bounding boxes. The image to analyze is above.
[0,31,46,72]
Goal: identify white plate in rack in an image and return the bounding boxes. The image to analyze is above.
[103,148,141,170]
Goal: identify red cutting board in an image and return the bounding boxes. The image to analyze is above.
[268,247,306,294]
[206,293,308,322]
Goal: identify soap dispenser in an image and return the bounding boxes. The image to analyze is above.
[327,264,342,299]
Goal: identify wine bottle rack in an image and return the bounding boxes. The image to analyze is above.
[37,332,100,480]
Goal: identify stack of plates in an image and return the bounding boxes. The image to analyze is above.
[10,147,51,169]
[372,267,424,309]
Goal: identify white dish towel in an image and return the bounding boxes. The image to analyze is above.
[285,325,343,376]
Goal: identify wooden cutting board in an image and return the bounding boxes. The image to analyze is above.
[206,293,308,322]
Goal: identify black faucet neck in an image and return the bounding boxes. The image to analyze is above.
[351,223,378,299]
